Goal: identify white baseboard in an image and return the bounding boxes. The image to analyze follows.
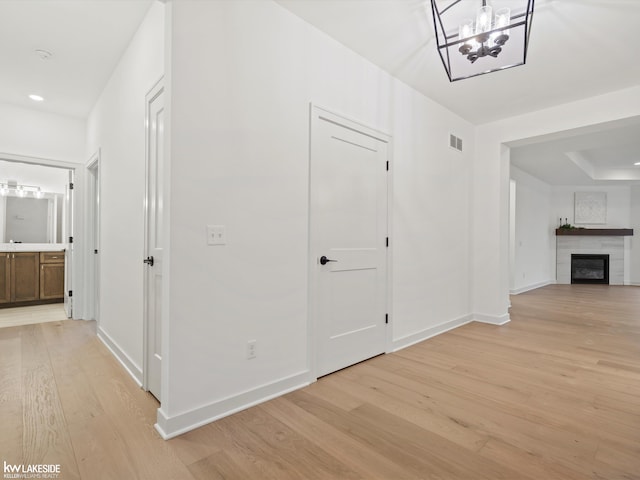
[473,312,511,325]
[97,327,143,387]
[154,309,516,439]
[155,370,311,439]
[510,280,553,295]
[391,314,473,352]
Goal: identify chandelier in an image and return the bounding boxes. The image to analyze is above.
[431,0,535,82]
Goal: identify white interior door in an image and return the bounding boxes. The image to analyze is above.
[87,157,100,322]
[310,106,390,377]
[144,81,165,400]
[63,170,74,318]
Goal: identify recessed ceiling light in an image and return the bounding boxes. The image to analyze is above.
[28,94,44,102]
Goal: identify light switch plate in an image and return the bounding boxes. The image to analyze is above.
[207,225,226,245]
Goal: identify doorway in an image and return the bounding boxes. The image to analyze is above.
[309,105,391,378]
[0,156,76,324]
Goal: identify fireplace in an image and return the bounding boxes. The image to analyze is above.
[571,254,609,284]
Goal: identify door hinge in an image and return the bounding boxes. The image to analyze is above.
[68,290,73,297]
[386,237,389,247]
[386,161,389,171]
[69,182,74,190]
[69,236,74,244]
[385,313,389,324]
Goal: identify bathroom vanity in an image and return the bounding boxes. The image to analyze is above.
[0,245,66,307]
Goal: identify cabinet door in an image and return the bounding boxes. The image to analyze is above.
[40,263,65,300]
[0,253,10,304]
[11,252,39,302]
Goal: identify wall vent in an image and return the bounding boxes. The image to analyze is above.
[449,133,463,152]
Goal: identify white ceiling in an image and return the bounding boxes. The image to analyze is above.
[1,0,639,185]
[275,0,640,125]
[0,0,153,118]
[510,117,640,185]
[276,0,640,186]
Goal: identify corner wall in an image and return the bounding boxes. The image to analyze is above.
[159,0,474,437]
[86,2,164,382]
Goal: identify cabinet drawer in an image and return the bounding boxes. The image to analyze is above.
[40,252,65,264]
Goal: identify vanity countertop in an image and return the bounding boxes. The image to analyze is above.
[0,243,67,252]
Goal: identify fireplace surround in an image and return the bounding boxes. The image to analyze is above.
[556,236,624,285]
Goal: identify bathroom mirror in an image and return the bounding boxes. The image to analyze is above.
[0,159,69,245]
[0,194,64,243]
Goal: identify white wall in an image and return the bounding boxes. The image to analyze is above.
[0,103,85,162]
[631,186,640,285]
[551,186,631,229]
[474,86,640,321]
[510,166,553,293]
[0,160,69,194]
[159,0,473,437]
[86,2,164,382]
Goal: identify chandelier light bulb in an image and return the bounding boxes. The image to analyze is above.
[476,5,493,36]
[495,8,511,29]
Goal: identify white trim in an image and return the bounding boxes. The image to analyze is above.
[391,314,473,352]
[154,371,311,439]
[473,312,511,325]
[0,152,80,170]
[97,327,143,386]
[510,280,553,295]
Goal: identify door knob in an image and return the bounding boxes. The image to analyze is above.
[143,256,154,267]
[319,255,337,265]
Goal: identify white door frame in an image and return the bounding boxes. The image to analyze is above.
[308,104,394,380]
[86,151,101,323]
[142,77,165,397]
[0,152,80,318]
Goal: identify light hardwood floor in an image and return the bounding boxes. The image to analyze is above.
[1,284,638,479]
[0,303,67,328]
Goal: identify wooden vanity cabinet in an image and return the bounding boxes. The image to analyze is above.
[0,253,9,304]
[39,252,65,300]
[11,252,40,302]
[0,251,65,306]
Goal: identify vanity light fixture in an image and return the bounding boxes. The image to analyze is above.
[431,0,535,81]
[0,182,46,198]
